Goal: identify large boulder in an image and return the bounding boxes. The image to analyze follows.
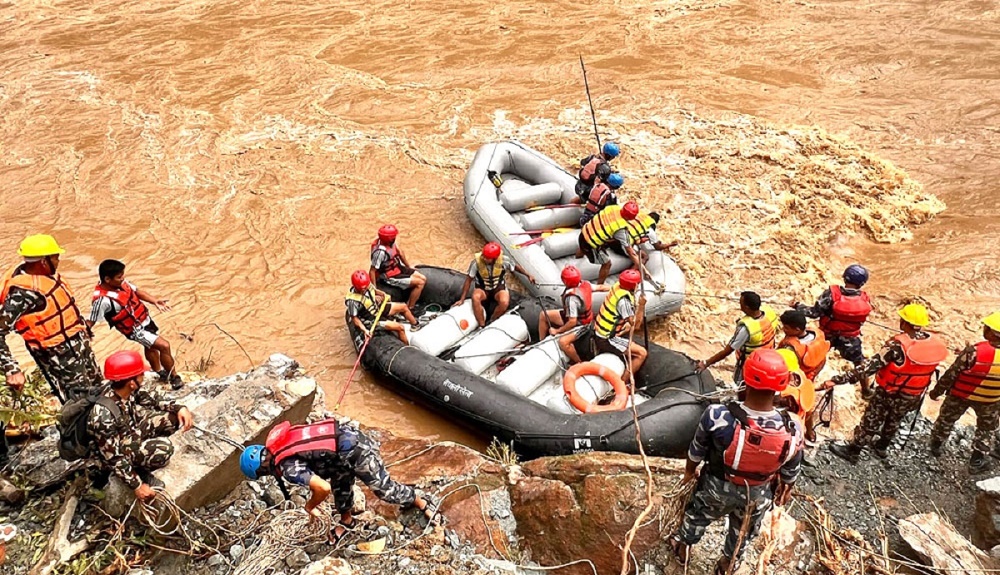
[975,475,1000,548]
[154,354,316,510]
[510,453,686,575]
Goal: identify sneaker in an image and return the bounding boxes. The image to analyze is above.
[929,438,943,458]
[970,452,990,474]
[830,442,861,464]
[158,369,170,382]
[169,374,184,390]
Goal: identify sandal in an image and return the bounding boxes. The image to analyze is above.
[330,517,357,545]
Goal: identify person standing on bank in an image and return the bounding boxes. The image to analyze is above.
[88,259,182,389]
[672,349,803,575]
[793,264,872,395]
[927,312,1000,473]
[698,291,780,385]
[823,303,947,463]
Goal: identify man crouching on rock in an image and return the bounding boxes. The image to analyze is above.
[239,420,437,542]
[90,350,194,502]
[671,349,804,575]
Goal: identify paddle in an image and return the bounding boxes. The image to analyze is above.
[523,203,584,212]
[507,227,575,237]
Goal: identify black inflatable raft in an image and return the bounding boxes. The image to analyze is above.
[347,266,716,459]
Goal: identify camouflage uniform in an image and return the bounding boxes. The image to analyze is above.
[0,286,102,402]
[832,338,920,450]
[677,404,803,560]
[87,386,181,490]
[277,424,417,515]
[929,345,1000,457]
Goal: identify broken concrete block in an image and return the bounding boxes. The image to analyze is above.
[154,359,316,510]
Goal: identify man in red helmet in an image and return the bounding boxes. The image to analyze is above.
[672,349,804,575]
[346,270,416,345]
[568,269,647,382]
[577,201,641,285]
[369,224,426,311]
[454,242,535,329]
[537,265,610,342]
[88,350,194,502]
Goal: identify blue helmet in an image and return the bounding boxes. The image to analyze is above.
[843,264,869,286]
[602,142,620,159]
[607,173,624,189]
[240,445,266,479]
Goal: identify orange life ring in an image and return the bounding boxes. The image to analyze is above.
[563,362,629,413]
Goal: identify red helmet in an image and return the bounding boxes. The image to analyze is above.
[482,242,502,260]
[561,265,582,288]
[377,224,398,244]
[618,269,642,291]
[351,270,371,291]
[105,350,146,381]
[742,349,790,392]
[621,201,639,220]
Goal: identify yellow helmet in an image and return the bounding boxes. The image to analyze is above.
[17,234,65,258]
[983,311,1000,333]
[898,303,930,327]
[776,348,800,373]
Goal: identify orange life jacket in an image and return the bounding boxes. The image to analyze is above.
[265,420,340,467]
[818,285,871,338]
[779,330,831,381]
[0,265,86,351]
[92,281,150,337]
[578,155,604,184]
[370,239,404,278]
[709,403,797,487]
[950,341,1000,403]
[875,333,948,396]
[563,281,594,326]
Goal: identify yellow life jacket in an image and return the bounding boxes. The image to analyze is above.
[624,213,656,245]
[581,205,630,249]
[345,286,388,322]
[475,254,506,291]
[737,306,780,357]
[594,284,634,339]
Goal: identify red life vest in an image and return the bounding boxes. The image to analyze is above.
[875,333,948,396]
[950,341,1000,403]
[265,420,340,467]
[584,183,613,217]
[578,155,603,184]
[713,403,797,487]
[92,281,150,337]
[818,285,871,338]
[370,240,404,278]
[562,281,595,326]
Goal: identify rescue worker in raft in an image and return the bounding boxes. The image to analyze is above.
[369,224,427,312]
[537,264,609,354]
[823,303,948,463]
[575,141,620,197]
[616,209,677,268]
[239,419,438,543]
[926,311,1000,473]
[672,349,804,575]
[792,264,873,396]
[88,350,194,503]
[88,259,182,390]
[570,269,647,385]
[579,169,622,227]
[576,201,641,286]
[454,242,535,329]
[347,271,417,346]
[1,235,104,466]
[697,291,780,385]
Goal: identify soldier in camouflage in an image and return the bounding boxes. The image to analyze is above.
[928,312,1000,473]
[1,235,103,464]
[88,350,194,502]
[239,422,437,542]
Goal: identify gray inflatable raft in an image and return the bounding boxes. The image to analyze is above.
[463,140,685,318]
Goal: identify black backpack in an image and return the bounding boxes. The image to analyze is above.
[56,391,122,462]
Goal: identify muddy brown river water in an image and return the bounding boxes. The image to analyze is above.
[1,0,997,444]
